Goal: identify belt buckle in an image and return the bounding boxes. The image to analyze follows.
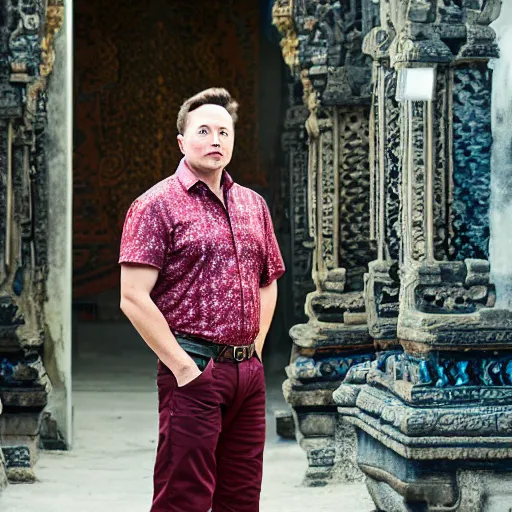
[233,346,246,362]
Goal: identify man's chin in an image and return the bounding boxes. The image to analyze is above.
[203,159,226,171]
[188,158,228,174]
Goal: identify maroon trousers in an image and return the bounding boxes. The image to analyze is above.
[151,356,266,512]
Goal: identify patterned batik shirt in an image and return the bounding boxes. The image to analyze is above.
[119,158,285,346]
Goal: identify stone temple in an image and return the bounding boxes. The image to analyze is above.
[1,0,512,510]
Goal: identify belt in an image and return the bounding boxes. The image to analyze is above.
[175,334,256,365]
[217,344,257,363]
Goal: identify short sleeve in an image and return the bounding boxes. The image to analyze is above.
[259,199,286,287]
[119,197,170,270]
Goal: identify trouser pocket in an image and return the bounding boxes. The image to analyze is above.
[152,360,221,512]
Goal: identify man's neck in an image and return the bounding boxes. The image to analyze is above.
[186,161,224,197]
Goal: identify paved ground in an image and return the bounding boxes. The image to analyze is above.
[0,325,374,512]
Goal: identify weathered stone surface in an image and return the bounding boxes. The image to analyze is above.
[364,464,512,511]
[279,82,314,324]
[0,413,40,436]
[296,412,335,437]
[0,387,48,409]
[2,446,35,483]
[365,477,414,512]
[274,409,296,440]
[331,418,363,483]
[274,1,378,487]
[351,385,512,438]
[283,378,337,407]
[290,321,372,349]
[288,352,375,383]
[346,410,512,461]
[5,466,36,484]
[39,412,68,450]
[296,434,337,487]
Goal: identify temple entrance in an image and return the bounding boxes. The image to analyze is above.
[70,0,307,504]
[72,0,293,375]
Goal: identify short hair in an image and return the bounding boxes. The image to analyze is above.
[177,88,239,135]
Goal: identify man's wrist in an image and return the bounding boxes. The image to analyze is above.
[174,360,202,386]
[167,352,198,376]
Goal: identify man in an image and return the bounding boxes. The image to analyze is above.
[119,88,285,512]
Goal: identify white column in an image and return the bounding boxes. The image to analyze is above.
[44,0,73,447]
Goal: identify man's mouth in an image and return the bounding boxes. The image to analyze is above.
[206,151,223,157]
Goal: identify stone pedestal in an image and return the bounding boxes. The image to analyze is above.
[335,0,512,509]
[284,374,363,485]
[285,318,373,484]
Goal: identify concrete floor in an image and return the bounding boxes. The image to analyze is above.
[0,322,373,512]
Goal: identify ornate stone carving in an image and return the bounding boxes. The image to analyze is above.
[362,16,403,346]
[0,0,64,491]
[335,0,512,509]
[451,65,492,260]
[272,0,300,72]
[274,0,378,486]
[281,81,315,321]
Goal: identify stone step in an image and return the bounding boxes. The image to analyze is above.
[0,387,48,409]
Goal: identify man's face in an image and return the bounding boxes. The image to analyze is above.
[177,104,235,175]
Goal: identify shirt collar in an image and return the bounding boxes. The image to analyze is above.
[176,158,234,192]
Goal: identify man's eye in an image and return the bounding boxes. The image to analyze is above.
[198,128,208,135]
[220,131,229,137]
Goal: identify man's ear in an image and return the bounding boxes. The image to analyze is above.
[177,134,185,155]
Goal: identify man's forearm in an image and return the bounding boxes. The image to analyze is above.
[255,280,278,358]
[120,293,199,384]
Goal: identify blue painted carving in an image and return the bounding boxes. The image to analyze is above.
[419,360,432,385]
[395,354,512,388]
[0,358,15,384]
[0,356,38,386]
[451,64,492,260]
[290,353,375,382]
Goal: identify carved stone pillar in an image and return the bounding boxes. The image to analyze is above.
[336,1,512,509]
[274,0,378,485]
[363,13,401,347]
[280,80,315,324]
[0,0,64,489]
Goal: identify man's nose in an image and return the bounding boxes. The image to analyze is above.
[212,132,220,146]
